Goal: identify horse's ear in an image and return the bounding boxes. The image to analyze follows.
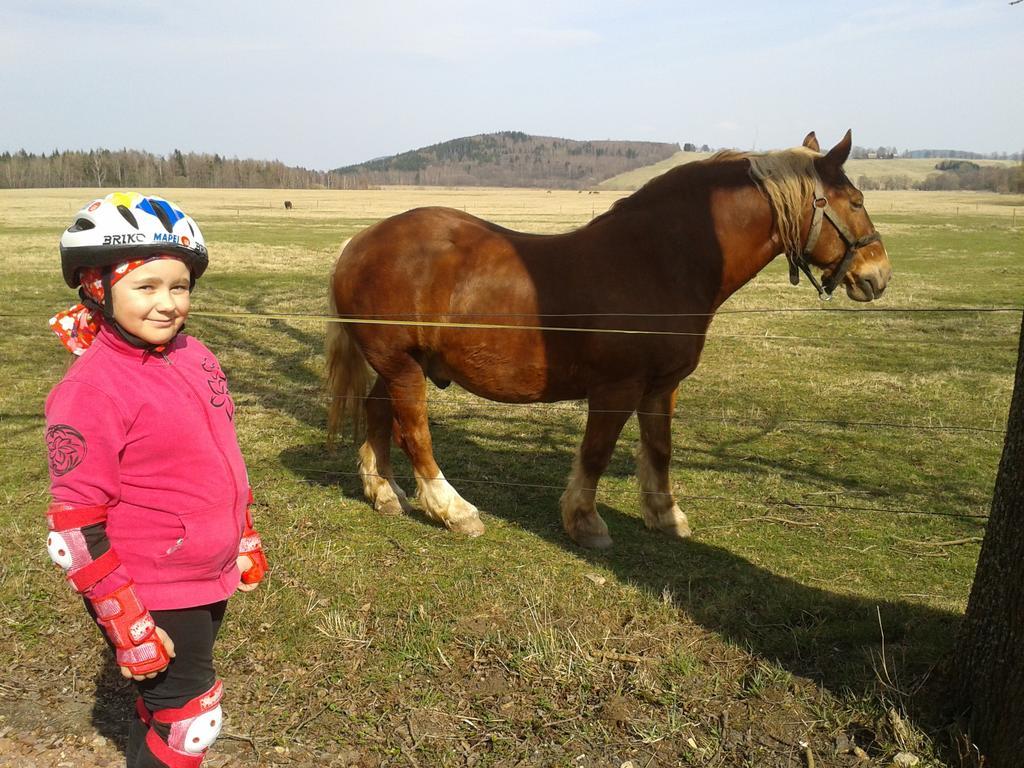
[823,130,853,168]
[802,132,820,152]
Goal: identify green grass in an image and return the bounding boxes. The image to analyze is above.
[1,188,1021,766]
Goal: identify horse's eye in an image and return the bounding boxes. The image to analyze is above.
[850,199,864,210]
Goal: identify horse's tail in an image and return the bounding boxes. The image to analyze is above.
[326,243,372,447]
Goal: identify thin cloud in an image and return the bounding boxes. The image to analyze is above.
[3,0,1021,167]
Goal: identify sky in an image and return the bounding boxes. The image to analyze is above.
[3,1,1021,170]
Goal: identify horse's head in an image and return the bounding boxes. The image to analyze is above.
[799,130,892,301]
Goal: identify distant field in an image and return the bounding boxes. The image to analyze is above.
[844,156,1019,184]
[2,186,1022,766]
[600,151,714,190]
[601,151,1020,190]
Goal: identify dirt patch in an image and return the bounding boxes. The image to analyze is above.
[468,670,510,699]
[0,682,374,768]
[598,694,635,730]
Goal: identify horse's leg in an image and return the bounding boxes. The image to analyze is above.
[358,377,413,516]
[560,387,641,549]
[636,388,691,538]
[387,359,485,537]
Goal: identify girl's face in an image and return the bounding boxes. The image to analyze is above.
[110,258,191,345]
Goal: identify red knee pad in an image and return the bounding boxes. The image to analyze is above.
[145,681,224,767]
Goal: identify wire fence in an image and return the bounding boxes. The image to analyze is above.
[184,308,1021,347]
[7,302,1018,529]
[3,390,992,520]
[13,305,1024,320]
[260,465,991,522]
[7,306,1022,352]
[6,390,1007,437]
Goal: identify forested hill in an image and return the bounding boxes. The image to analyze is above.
[0,133,679,190]
[332,132,680,189]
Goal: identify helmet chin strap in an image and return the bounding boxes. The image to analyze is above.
[79,287,181,352]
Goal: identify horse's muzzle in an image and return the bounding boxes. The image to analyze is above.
[845,262,891,301]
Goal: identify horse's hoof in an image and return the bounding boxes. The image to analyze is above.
[376,497,405,516]
[644,505,691,539]
[576,532,613,549]
[372,482,413,516]
[449,514,485,538]
[395,489,414,514]
[658,521,692,539]
[564,512,612,549]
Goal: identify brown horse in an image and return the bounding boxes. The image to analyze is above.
[326,131,891,548]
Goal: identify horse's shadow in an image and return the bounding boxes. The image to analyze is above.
[281,412,963,719]
[206,305,965,726]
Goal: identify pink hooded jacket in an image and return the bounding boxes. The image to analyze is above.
[45,323,248,610]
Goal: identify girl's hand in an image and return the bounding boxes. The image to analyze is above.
[120,626,175,681]
[236,555,259,591]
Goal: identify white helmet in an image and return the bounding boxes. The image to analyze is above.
[59,192,208,288]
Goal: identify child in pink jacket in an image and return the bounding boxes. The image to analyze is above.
[45,192,269,768]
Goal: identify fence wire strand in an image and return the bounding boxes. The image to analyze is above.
[265,465,990,521]
[6,306,1023,321]
[3,305,1022,347]
[0,379,1008,437]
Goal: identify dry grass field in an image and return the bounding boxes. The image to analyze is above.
[601,152,1021,191]
[1,184,1022,767]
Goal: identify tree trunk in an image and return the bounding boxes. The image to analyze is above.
[954,310,1024,765]
[92,155,105,188]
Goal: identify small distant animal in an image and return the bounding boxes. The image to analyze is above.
[284,200,293,210]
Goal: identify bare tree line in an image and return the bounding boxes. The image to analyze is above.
[1,137,678,191]
[5,141,1021,193]
[0,148,354,190]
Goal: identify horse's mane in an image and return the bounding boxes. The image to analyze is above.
[598,147,821,256]
[742,147,820,258]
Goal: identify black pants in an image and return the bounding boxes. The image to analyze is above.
[88,600,226,767]
[138,601,226,705]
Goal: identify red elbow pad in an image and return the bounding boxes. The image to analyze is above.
[46,502,121,593]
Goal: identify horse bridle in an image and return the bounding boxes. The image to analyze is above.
[788,177,882,300]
